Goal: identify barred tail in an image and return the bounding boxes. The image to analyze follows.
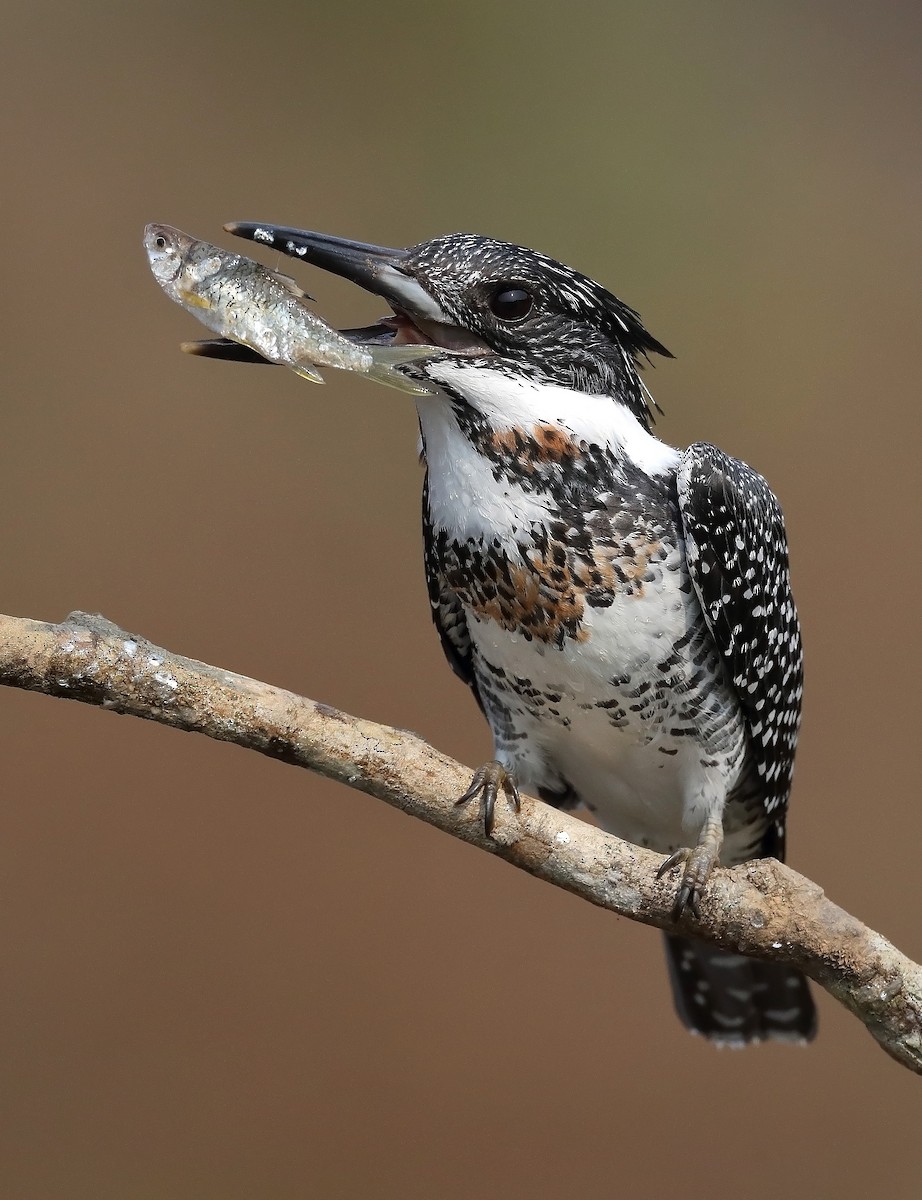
[664,934,817,1045]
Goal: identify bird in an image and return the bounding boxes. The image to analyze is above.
[220,221,818,1046]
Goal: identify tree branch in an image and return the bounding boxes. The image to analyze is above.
[2,610,920,1073]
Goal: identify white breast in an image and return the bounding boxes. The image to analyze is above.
[416,399,553,542]
[416,376,739,852]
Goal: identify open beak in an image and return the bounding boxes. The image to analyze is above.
[224,221,489,354]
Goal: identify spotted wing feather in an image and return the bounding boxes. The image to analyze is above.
[677,442,803,858]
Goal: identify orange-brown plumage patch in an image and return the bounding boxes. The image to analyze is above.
[451,529,663,646]
[456,553,587,644]
[532,424,581,462]
[489,428,522,457]
[509,556,589,643]
[488,424,582,473]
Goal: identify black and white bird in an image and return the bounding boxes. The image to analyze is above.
[218,222,817,1046]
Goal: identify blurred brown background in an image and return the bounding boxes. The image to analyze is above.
[3,2,921,1196]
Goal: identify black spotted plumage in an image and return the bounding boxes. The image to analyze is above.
[677,443,803,859]
[422,473,481,709]
[226,218,817,1046]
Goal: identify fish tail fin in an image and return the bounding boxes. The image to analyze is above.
[365,345,438,396]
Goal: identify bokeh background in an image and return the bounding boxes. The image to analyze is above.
[3,3,921,1196]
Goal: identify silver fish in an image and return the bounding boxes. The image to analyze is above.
[144,223,436,394]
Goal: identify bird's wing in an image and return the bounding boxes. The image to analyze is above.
[677,442,803,858]
[422,475,484,714]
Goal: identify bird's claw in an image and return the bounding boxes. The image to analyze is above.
[656,845,714,920]
[456,760,521,838]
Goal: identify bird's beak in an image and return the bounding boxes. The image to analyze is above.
[225,222,488,353]
[225,223,415,297]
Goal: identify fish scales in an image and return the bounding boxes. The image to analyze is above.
[144,223,435,394]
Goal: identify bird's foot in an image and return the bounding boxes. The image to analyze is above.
[656,818,723,919]
[456,760,520,838]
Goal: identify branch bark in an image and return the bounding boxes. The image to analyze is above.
[2,610,920,1073]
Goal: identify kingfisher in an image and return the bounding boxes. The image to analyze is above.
[211,221,817,1046]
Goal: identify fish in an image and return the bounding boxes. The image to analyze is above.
[144,223,437,395]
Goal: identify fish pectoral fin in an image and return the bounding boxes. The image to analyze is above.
[266,269,313,301]
[178,288,213,311]
[291,357,325,384]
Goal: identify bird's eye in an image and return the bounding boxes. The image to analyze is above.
[489,286,533,322]
[155,235,167,250]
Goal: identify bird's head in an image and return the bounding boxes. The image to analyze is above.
[224,224,671,432]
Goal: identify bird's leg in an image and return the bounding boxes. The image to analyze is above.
[456,760,521,838]
[656,813,724,919]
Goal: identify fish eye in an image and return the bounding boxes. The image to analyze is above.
[489,285,533,322]
[155,235,167,250]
